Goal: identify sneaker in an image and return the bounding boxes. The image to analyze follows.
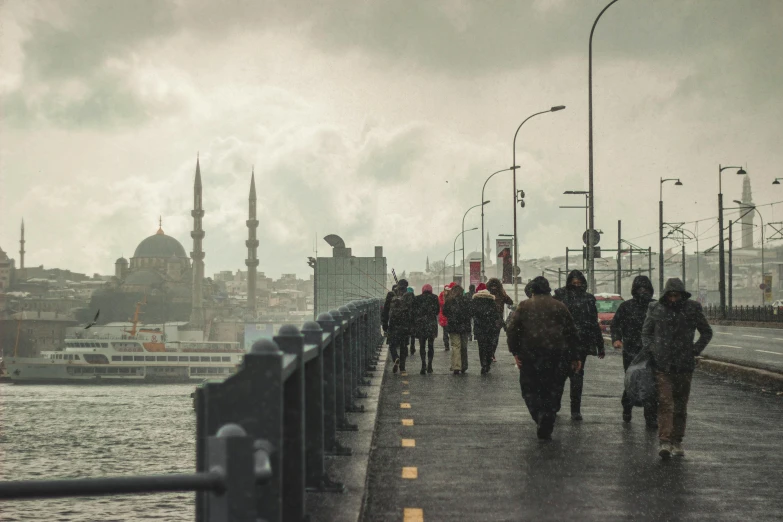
[571,412,583,421]
[427,364,433,374]
[420,367,426,375]
[444,346,450,351]
[645,420,659,431]
[537,413,555,440]
[672,442,685,457]
[623,411,632,423]
[453,370,460,375]
[659,442,672,459]
[392,359,399,373]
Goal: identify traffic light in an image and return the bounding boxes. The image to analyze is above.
[518,189,526,208]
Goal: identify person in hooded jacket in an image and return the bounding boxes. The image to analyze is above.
[554,269,605,421]
[486,278,513,362]
[407,287,417,356]
[381,284,398,345]
[507,276,582,440]
[611,275,658,428]
[438,283,454,351]
[384,279,415,373]
[467,284,477,341]
[443,284,472,374]
[414,284,440,374]
[642,278,712,459]
[471,282,502,374]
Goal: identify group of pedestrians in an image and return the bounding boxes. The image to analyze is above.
[507,269,712,460]
[382,278,512,376]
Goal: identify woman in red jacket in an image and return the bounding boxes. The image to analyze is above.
[438,283,455,351]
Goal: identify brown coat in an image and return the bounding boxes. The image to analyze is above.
[506,294,580,361]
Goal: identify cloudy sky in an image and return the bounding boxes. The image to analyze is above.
[2,0,782,280]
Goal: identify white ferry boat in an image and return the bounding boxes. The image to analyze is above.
[4,334,243,384]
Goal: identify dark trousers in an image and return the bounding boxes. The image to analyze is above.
[442,325,450,349]
[621,351,658,421]
[417,336,434,367]
[476,330,499,369]
[563,353,588,414]
[519,355,568,424]
[491,329,502,360]
[656,371,693,443]
[389,335,409,369]
[410,335,416,354]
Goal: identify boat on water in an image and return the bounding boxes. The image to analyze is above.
[4,301,244,384]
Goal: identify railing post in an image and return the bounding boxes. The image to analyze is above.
[274,325,307,522]
[317,312,352,455]
[339,306,363,412]
[205,423,255,522]
[349,302,371,388]
[330,309,358,431]
[301,321,346,492]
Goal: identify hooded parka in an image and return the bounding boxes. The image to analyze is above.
[554,270,605,357]
[611,275,655,357]
[414,286,440,339]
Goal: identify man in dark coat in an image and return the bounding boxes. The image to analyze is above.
[471,283,500,374]
[642,278,712,459]
[611,275,658,428]
[381,284,398,344]
[507,276,582,440]
[414,284,440,374]
[443,284,472,374]
[554,270,605,420]
[384,279,415,373]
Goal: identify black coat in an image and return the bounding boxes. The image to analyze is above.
[443,294,472,335]
[381,290,395,332]
[387,291,416,341]
[414,292,440,339]
[554,270,604,357]
[471,290,501,339]
[642,278,713,373]
[611,275,654,357]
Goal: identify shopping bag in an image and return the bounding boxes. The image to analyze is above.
[624,351,655,407]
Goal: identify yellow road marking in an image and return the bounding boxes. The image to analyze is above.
[401,439,415,447]
[401,419,414,426]
[400,372,408,376]
[404,508,424,521]
[402,391,410,395]
[402,467,418,479]
[400,403,411,409]
[402,380,409,384]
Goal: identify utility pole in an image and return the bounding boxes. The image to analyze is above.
[616,220,622,295]
[728,220,733,310]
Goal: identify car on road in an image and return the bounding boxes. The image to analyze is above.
[595,293,624,334]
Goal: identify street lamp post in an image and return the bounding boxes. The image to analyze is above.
[453,228,477,284]
[588,0,621,294]
[441,249,462,292]
[718,165,747,317]
[463,203,489,287]
[512,105,566,302]
[734,200,766,305]
[481,168,517,282]
[659,178,683,291]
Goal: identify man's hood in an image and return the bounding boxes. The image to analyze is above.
[631,275,654,299]
[472,289,495,300]
[660,278,692,302]
[566,270,587,292]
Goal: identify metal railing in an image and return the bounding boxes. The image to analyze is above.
[0,299,384,522]
[705,304,783,323]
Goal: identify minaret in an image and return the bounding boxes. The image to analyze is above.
[486,232,492,264]
[19,220,25,269]
[426,256,430,272]
[190,157,205,327]
[245,170,259,314]
[741,175,754,249]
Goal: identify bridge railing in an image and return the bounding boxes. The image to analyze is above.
[705,304,783,323]
[0,298,385,522]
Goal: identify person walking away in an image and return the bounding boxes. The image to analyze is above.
[611,275,658,428]
[472,283,501,374]
[384,279,415,373]
[443,284,471,374]
[407,287,417,356]
[438,283,454,351]
[554,270,605,421]
[486,278,513,363]
[641,278,712,459]
[381,284,398,345]
[414,284,440,374]
[468,284,476,341]
[507,277,582,440]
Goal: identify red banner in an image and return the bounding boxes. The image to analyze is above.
[470,261,482,286]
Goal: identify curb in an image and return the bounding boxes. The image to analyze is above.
[696,356,783,392]
[708,320,783,330]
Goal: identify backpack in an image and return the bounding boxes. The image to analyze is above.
[388,293,412,329]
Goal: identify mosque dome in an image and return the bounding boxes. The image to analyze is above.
[133,228,188,259]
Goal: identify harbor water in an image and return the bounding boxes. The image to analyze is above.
[0,383,195,521]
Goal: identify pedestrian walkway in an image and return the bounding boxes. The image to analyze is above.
[362,334,783,521]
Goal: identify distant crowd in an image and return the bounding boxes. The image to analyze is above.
[381,269,713,459]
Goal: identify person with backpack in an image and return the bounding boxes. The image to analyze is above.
[611,275,658,429]
[443,284,472,374]
[554,270,605,421]
[414,284,440,374]
[438,283,454,351]
[383,279,415,373]
[641,278,712,459]
[507,276,582,440]
[471,282,501,374]
[467,284,476,341]
[381,284,398,345]
[407,286,417,356]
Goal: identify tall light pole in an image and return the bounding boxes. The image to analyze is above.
[441,249,462,292]
[482,168,517,282]
[734,200,765,304]
[463,203,489,286]
[588,0,621,294]
[453,228,477,283]
[659,178,683,291]
[512,105,566,302]
[718,165,747,316]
